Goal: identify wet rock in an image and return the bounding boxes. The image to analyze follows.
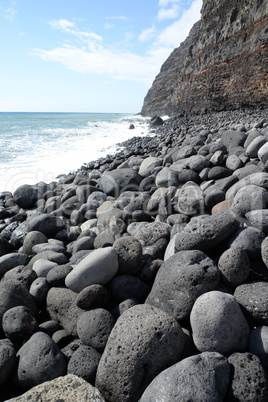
[190,291,249,354]
[77,308,114,353]
[146,250,220,321]
[95,304,185,402]
[140,352,230,402]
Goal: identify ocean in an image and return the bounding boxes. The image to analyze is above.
[0,112,151,193]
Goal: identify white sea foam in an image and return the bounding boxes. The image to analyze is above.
[0,113,151,193]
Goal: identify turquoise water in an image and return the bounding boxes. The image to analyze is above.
[0,112,149,192]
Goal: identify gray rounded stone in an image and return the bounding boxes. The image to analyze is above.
[234,281,268,325]
[226,154,243,171]
[258,141,268,164]
[75,284,111,309]
[108,274,148,302]
[72,235,95,254]
[245,135,266,158]
[146,250,220,321]
[113,236,143,274]
[0,252,28,277]
[3,265,37,288]
[29,277,49,304]
[0,280,38,334]
[27,250,68,269]
[227,353,268,401]
[77,308,114,352]
[0,339,17,387]
[13,184,38,209]
[174,210,240,252]
[27,213,65,238]
[46,264,73,287]
[2,306,38,342]
[182,154,210,172]
[155,167,180,187]
[138,157,162,177]
[249,326,268,369]
[67,345,101,384]
[231,185,268,216]
[261,236,268,268]
[190,291,249,355]
[95,304,185,402]
[32,259,58,277]
[229,227,265,259]
[176,182,205,216]
[218,248,250,287]
[22,231,48,255]
[140,352,230,402]
[46,287,86,337]
[226,172,268,200]
[127,221,170,247]
[65,247,118,293]
[15,331,67,389]
[220,129,246,150]
[246,209,268,233]
[99,168,142,196]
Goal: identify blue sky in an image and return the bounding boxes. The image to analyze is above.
[0,0,202,113]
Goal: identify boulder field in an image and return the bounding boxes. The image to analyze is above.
[1,108,268,401]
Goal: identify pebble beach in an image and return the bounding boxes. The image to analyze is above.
[1,107,268,401]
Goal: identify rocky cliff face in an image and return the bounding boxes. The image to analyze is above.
[141,0,268,116]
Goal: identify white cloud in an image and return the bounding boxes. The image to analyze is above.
[156,0,202,48]
[32,0,202,86]
[106,15,128,21]
[49,19,75,31]
[31,45,158,84]
[139,25,157,42]
[157,4,179,20]
[104,23,114,29]
[5,1,17,22]
[158,0,180,6]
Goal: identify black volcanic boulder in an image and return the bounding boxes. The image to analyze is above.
[27,214,65,238]
[146,250,220,321]
[13,184,39,209]
[95,304,185,402]
[149,115,164,126]
[99,168,142,197]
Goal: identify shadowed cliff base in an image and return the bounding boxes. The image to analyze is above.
[141,0,268,117]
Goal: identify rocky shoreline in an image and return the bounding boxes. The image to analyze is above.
[1,107,268,401]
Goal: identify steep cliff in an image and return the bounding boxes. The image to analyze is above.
[141,0,268,116]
